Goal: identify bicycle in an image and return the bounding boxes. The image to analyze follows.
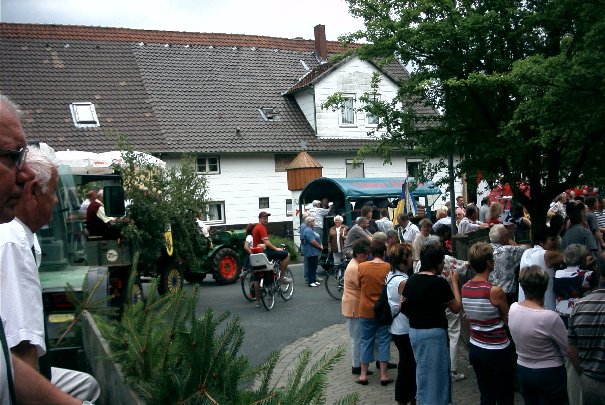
[324,258,349,300]
[247,248,294,311]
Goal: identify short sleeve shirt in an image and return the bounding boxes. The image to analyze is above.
[402,273,454,329]
[252,223,268,247]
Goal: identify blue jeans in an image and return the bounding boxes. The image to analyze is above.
[409,327,450,405]
[306,255,318,284]
[517,364,568,405]
[468,343,514,405]
[359,318,391,363]
[347,317,360,367]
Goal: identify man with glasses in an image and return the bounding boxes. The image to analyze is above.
[0,94,85,405]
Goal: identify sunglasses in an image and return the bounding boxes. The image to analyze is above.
[0,147,28,170]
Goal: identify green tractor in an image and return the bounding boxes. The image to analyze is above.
[181,229,246,286]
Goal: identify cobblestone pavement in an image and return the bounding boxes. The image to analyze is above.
[266,322,524,404]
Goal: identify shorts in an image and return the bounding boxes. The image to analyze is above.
[266,249,288,262]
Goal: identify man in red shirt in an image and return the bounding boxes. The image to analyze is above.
[253,211,291,283]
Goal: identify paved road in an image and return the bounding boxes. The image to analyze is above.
[186,263,343,367]
[186,263,524,404]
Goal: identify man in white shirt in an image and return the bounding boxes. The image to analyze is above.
[395,212,419,244]
[0,94,83,405]
[0,147,100,402]
[458,205,489,235]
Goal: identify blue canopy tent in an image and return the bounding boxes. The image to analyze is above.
[299,177,405,226]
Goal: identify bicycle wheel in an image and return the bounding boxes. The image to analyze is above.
[324,266,344,300]
[279,268,294,301]
[241,270,255,302]
[260,279,275,311]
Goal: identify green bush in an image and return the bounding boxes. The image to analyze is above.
[96,281,359,405]
[269,235,300,262]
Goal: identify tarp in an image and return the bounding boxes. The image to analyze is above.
[55,150,165,174]
[299,177,405,204]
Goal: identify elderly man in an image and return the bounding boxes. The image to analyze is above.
[458,205,489,234]
[395,212,419,244]
[488,224,529,305]
[343,216,373,258]
[568,252,605,405]
[308,200,329,242]
[0,147,100,402]
[0,94,83,405]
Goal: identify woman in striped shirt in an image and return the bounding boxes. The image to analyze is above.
[462,242,513,405]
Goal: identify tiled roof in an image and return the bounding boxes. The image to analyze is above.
[0,23,358,54]
[286,151,323,169]
[0,23,383,154]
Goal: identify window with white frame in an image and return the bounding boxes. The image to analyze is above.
[340,96,356,126]
[197,156,220,174]
[285,199,293,216]
[70,102,100,128]
[259,197,270,209]
[201,202,225,224]
[366,95,379,125]
[407,159,422,179]
[346,159,364,178]
[366,112,379,126]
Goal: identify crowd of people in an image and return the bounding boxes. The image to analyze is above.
[338,193,604,405]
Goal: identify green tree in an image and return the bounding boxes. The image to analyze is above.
[117,146,209,274]
[97,282,359,404]
[338,0,605,229]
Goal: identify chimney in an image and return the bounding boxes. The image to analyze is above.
[314,24,327,62]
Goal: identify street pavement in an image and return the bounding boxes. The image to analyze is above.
[191,262,524,404]
[267,322,525,404]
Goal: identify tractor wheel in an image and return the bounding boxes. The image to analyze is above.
[158,260,184,294]
[130,281,145,304]
[213,248,240,284]
[183,268,206,284]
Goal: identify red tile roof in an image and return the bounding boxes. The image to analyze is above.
[0,23,359,53]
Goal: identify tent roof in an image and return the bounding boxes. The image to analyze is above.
[299,177,404,203]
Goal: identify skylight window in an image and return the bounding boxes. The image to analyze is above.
[259,107,280,122]
[70,102,100,128]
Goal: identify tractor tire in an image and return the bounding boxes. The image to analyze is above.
[183,268,206,284]
[213,248,240,285]
[158,260,184,294]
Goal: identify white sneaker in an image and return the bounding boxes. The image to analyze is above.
[308,282,320,287]
[451,371,465,382]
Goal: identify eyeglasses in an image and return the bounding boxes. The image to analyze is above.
[0,147,28,170]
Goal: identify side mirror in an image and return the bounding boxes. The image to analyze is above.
[103,185,125,217]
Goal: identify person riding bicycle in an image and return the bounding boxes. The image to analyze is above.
[252,211,292,284]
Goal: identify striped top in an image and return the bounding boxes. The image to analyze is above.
[462,280,510,349]
[595,210,605,229]
[568,288,605,382]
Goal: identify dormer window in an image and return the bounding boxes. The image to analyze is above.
[259,107,280,122]
[70,102,100,128]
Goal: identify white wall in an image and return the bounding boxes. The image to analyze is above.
[293,89,316,132]
[166,152,464,228]
[313,58,400,139]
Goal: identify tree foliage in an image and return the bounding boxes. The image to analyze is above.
[116,143,210,274]
[97,282,359,404]
[338,0,605,228]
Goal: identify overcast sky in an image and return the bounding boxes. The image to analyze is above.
[0,0,365,41]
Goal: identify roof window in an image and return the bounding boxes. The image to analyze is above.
[259,107,280,122]
[70,102,100,128]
